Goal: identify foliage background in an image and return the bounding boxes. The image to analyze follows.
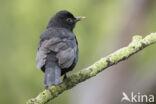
[0,0,156,104]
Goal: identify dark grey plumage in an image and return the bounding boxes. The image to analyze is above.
[36,10,85,87]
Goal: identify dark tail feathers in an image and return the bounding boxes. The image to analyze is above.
[44,60,61,86]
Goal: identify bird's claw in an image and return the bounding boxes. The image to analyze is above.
[63,74,67,81]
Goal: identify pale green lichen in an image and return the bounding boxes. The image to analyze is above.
[26,32,156,104]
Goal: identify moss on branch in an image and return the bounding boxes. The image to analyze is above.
[26,32,156,104]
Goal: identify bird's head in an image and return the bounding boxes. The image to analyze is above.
[47,10,86,31]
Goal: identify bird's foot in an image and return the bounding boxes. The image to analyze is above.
[44,86,49,90]
[44,86,54,97]
[63,74,67,81]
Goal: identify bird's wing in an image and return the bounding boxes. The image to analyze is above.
[36,37,67,69]
[56,46,76,69]
[47,37,78,69]
[36,29,78,70]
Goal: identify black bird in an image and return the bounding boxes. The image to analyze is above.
[36,10,85,87]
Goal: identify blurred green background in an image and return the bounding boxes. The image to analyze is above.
[0,0,156,104]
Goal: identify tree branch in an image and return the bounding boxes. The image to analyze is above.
[26,33,156,104]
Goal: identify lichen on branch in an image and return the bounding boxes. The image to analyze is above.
[26,32,156,104]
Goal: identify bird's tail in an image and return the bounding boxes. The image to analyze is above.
[44,60,61,87]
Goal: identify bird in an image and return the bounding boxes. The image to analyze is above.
[36,10,85,88]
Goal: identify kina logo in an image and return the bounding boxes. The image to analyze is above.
[121,92,154,103]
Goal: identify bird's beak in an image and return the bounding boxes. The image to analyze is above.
[76,16,86,22]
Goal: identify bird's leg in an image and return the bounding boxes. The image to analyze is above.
[44,86,55,97]
[44,86,49,90]
[63,73,67,81]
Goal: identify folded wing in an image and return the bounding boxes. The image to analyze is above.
[36,29,78,71]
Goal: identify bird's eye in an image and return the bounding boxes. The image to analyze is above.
[66,18,73,23]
